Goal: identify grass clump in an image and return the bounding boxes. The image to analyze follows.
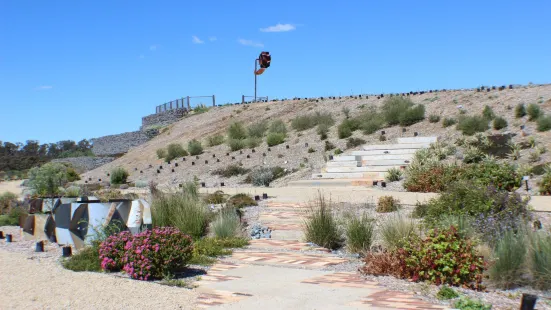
[346,137,365,148]
[156,148,167,159]
[207,134,225,147]
[212,165,249,178]
[385,167,403,182]
[187,139,203,156]
[247,122,268,138]
[537,115,551,132]
[482,105,495,119]
[166,143,189,161]
[344,212,375,254]
[324,141,336,151]
[436,286,459,300]
[317,123,329,140]
[211,207,241,239]
[376,196,400,213]
[0,191,18,213]
[245,137,262,148]
[62,246,101,272]
[227,193,257,209]
[266,133,285,146]
[489,229,526,289]
[337,119,356,139]
[492,116,508,130]
[227,122,247,140]
[515,103,526,118]
[456,115,489,135]
[381,97,414,126]
[269,119,287,135]
[399,104,426,126]
[442,117,457,128]
[227,138,246,151]
[303,193,341,250]
[453,297,491,310]
[110,167,128,185]
[528,231,551,290]
[190,237,249,265]
[203,190,227,204]
[291,112,335,131]
[65,185,81,197]
[0,206,26,226]
[379,213,417,250]
[428,114,441,123]
[527,103,542,121]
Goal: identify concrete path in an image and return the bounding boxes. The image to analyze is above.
[194,200,450,309]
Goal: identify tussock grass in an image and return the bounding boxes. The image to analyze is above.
[303,193,341,250]
[211,207,241,239]
[489,229,527,289]
[344,212,375,254]
[379,213,417,250]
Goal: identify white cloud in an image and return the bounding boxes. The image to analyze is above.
[35,85,52,91]
[192,36,204,44]
[208,36,217,42]
[238,38,264,48]
[260,23,296,32]
[149,44,159,51]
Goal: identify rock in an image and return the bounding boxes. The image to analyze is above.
[119,184,129,189]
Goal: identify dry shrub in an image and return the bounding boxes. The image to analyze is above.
[361,250,403,278]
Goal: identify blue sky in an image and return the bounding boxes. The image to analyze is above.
[1,0,550,144]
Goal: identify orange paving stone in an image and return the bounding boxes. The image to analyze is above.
[301,272,381,289]
[247,239,330,252]
[196,289,251,308]
[230,251,347,267]
[265,222,303,231]
[355,290,450,310]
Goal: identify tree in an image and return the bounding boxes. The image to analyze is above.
[27,162,70,196]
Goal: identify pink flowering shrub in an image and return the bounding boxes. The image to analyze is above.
[99,227,193,280]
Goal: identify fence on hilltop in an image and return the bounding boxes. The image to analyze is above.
[155,95,216,114]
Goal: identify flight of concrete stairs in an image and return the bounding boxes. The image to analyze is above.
[288,136,438,187]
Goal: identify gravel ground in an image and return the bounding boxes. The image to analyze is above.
[0,226,198,310]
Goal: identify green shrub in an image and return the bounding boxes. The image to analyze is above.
[411,202,429,218]
[151,184,210,239]
[193,104,209,114]
[337,120,354,139]
[249,167,274,186]
[269,119,287,135]
[360,118,384,135]
[212,165,249,178]
[482,105,495,119]
[385,168,403,182]
[346,137,365,148]
[156,148,167,159]
[442,117,457,128]
[515,103,526,118]
[28,162,71,196]
[0,192,17,213]
[399,104,425,126]
[204,190,227,204]
[381,97,414,126]
[227,193,257,209]
[528,230,551,289]
[324,141,336,151]
[379,213,417,250]
[404,161,462,193]
[135,180,148,188]
[191,237,248,265]
[537,115,551,132]
[291,115,316,131]
[227,138,246,151]
[436,286,459,300]
[317,123,329,140]
[344,212,374,254]
[187,139,203,156]
[211,207,241,239]
[492,116,508,130]
[303,194,341,250]
[207,134,225,147]
[376,196,400,213]
[66,167,80,182]
[428,114,441,123]
[539,167,551,195]
[307,147,316,153]
[247,122,268,138]
[245,137,262,148]
[0,206,26,226]
[334,148,343,155]
[527,103,541,121]
[266,133,285,146]
[228,122,248,140]
[110,167,128,185]
[453,297,491,310]
[463,146,484,164]
[462,160,519,191]
[342,107,350,119]
[166,143,188,161]
[399,227,486,289]
[456,115,489,135]
[62,246,101,272]
[489,230,526,289]
[65,186,81,197]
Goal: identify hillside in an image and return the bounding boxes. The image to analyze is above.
[80,84,551,189]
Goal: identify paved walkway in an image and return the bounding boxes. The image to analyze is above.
[194,201,450,309]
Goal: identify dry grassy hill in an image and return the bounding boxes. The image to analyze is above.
[80,84,551,189]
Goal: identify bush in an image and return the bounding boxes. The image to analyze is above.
[0,192,17,213]
[204,190,227,204]
[228,122,247,140]
[207,134,225,147]
[245,137,262,148]
[404,161,462,193]
[65,186,81,197]
[227,193,257,209]
[266,133,285,146]
[187,139,203,156]
[539,168,551,195]
[156,148,167,159]
[249,167,274,186]
[361,118,384,135]
[191,237,248,265]
[436,286,459,300]
[442,117,457,128]
[291,112,335,131]
[247,122,268,138]
[151,184,210,239]
[66,167,80,182]
[376,196,400,213]
[453,297,491,310]
[462,160,519,191]
[63,246,101,272]
[493,116,508,130]
[515,103,526,118]
[110,167,128,185]
[28,162,71,196]
[344,213,374,254]
[193,104,209,114]
[456,115,489,135]
[307,147,316,153]
[303,194,341,250]
[228,138,246,151]
[528,230,551,289]
[334,148,343,155]
[269,119,287,135]
[100,227,193,280]
[337,120,354,139]
[317,123,329,140]
[537,115,551,132]
[212,165,249,178]
[381,97,414,126]
[379,213,417,250]
[482,105,495,119]
[385,168,403,182]
[399,104,425,126]
[527,103,541,121]
[428,114,441,123]
[211,207,241,239]
[0,206,26,226]
[489,230,526,289]
[361,250,402,278]
[346,137,365,148]
[166,143,188,161]
[411,202,429,218]
[399,227,486,289]
[324,141,336,151]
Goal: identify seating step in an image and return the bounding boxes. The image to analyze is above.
[361,143,431,151]
[288,179,374,187]
[312,172,383,179]
[323,165,405,173]
[397,137,438,144]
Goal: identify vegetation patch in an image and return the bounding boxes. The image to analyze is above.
[303,194,341,250]
[110,167,128,185]
[187,139,203,156]
[212,164,249,178]
[376,196,400,213]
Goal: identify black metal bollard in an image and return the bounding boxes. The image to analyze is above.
[286,145,289,149]
[262,193,268,199]
[175,163,178,167]
[252,149,256,153]
[217,158,220,162]
[329,155,334,160]
[205,160,208,164]
[263,153,266,157]
[414,132,418,137]
[305,143,309,147]
[0,231,4,239]
[157,169,160,174]
[192,162,195,165]
[254,195,260,201]
[226,152,230,156]
[171,169,175,173]
[246,155,250,159]
[373,181,378,186]
[231,156,235,160]
[212,154,216,158]
[268,147,271,152]
[520,294,538,310]
[196,156,200,159]
[106,173,110,176]
[35,241,44,252]
[6,234,13,242]
[140,170,143,174]
[62,246,72,257]
[381,130,385,135]
[201,182,205,188]
[381,181,386,188]
[220,182,225,187]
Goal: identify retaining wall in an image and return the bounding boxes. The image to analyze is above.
[51,156,116,173]
[91,131,150,156]
[141,108,187,130]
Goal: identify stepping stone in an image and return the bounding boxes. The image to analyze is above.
[229,251,347,268]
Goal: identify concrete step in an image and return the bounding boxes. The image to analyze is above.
[323,165,405,173]
[348,152,415,160]
[312,172,383,179]
[325,161,359,167]
[397,137,438,144]
[361,143,431,151]
[287,179,374,187]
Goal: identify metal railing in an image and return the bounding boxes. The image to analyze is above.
[155,95,216,114]
[242,95,268,104]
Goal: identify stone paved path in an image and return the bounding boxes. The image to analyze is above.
[194,201,450,309]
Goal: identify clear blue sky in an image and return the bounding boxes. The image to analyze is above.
[1,0,550,144]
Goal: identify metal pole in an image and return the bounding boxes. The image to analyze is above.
[212,95,215,107]
[254,58,258,103]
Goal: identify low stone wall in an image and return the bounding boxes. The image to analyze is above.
[91,131,150,156]
[141,108,187,130]
[52,156,116,173]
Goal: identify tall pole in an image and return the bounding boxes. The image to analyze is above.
[254,58,258,103]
